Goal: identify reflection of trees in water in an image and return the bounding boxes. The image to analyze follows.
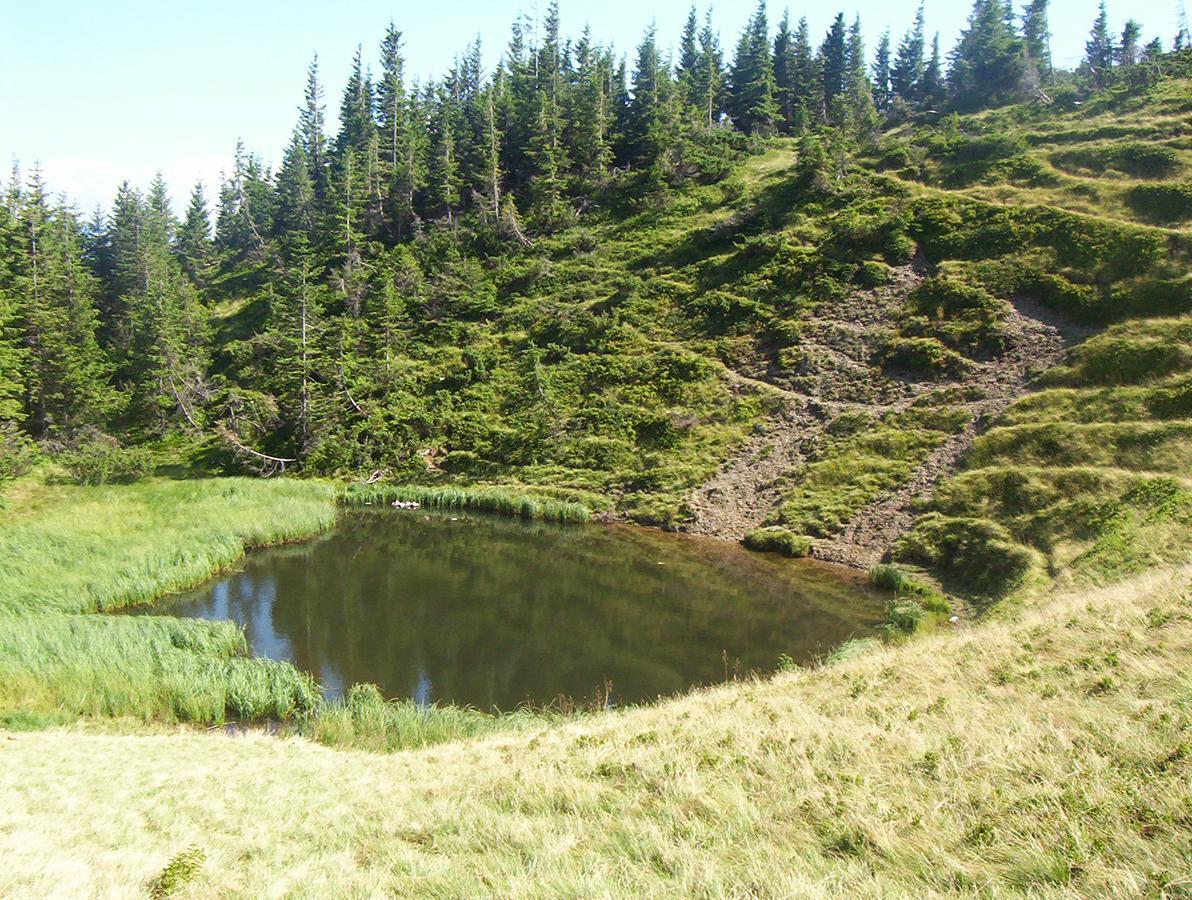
[167,511,883,709]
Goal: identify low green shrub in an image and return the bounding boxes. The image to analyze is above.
[882,337,971,379]
[1126,183,1192,224]
[894,514,1038,601]
[744,527,812,558]
[57,441,155,485]
[0,423,38,481]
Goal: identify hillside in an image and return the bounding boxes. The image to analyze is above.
[2,9,1191,895]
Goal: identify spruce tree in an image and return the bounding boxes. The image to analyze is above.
[1022,0,1052,84]
[176,181,214,289]
[299,56,330,202]
[820,14,849,121]
[1084,2,1114,86]
[949,0,1024,110]
[727,1,778,134]
[13,171,117,436]
[773,11,796,133]
[677,5,700,107]
[873,31,892,110]
[1117,20,1142,66]
[694,11,724,128]
[891,3,926,104]
[921,34,944,109]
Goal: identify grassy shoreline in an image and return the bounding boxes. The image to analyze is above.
[0,477,605,743]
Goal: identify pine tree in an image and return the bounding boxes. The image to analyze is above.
[820,14,849,121]
[1084,2,1114,86]
[789,18,817,131]
[921,34,944,109]
[299,56,330,202]
[693,10,724,128]
[1021,0,1052,84]
[677,5,700,107]
[891,3,926,104]
[1117,20,1142,66]
[949,0,1024,110]
[873,31,892,110]
[727,1,778,134]
[176,181,214,289]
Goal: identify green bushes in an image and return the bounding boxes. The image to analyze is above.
[1043,319,1192,386]
[342,484,592,523]
[1126,183,1192,224]
[744,527,812,558]
[868,564,951,634]
[1050,142,1183,179]
[57,441,155,485]
[894,514,1039,602]
[882,337,971,379]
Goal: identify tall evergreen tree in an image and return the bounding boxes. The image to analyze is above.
[820,13,849,121]
[948,0,1024,110]
[693,10,725,127]
[176,181,214,289]
[921,34,944,108]
[1117,20,1143,66]
[873,30,892,110]
[891,3,926,103]
[299,57,330,202]
[773,10,797,133]
[1084,2,1114,86]
[1021,0,1052,84]
[677,5,701,106]
[12,171,117,436]
[727,1,778,133]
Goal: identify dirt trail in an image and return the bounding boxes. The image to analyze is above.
[685,275,1086,565]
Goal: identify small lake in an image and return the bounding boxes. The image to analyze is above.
[145,509,886,710]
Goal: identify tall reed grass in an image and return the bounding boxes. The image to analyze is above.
[342,483,592,524]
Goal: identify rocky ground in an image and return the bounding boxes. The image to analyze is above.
[686,268,1084,567]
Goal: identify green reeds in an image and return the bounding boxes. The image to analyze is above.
[342,483,592,524]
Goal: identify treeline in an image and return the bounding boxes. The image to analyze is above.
[0,0,1183,471]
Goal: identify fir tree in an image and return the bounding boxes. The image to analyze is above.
[176,181,214,289]
[873,31,892,110]
[820,14,849,121]
[727,1,778,134]
[949,0,1024,110]
[891,3,926,104]
[1022,0,1052,84]
[1117,20,1142,66]
[1084,2,1114,86]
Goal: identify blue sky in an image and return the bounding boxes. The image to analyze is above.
[1,0,1183,214]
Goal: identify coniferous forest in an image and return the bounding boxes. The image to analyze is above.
[3,0,1187,507]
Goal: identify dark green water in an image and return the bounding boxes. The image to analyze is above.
[150,509,884,710]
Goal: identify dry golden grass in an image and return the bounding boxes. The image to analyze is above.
[1,566,1188,897]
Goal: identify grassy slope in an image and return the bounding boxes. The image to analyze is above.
[2,80,1191,895]
[2,567,1188,896]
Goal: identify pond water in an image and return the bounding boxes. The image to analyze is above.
[146,508,886,710]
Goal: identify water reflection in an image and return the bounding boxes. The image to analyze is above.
[145,509,885,709]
